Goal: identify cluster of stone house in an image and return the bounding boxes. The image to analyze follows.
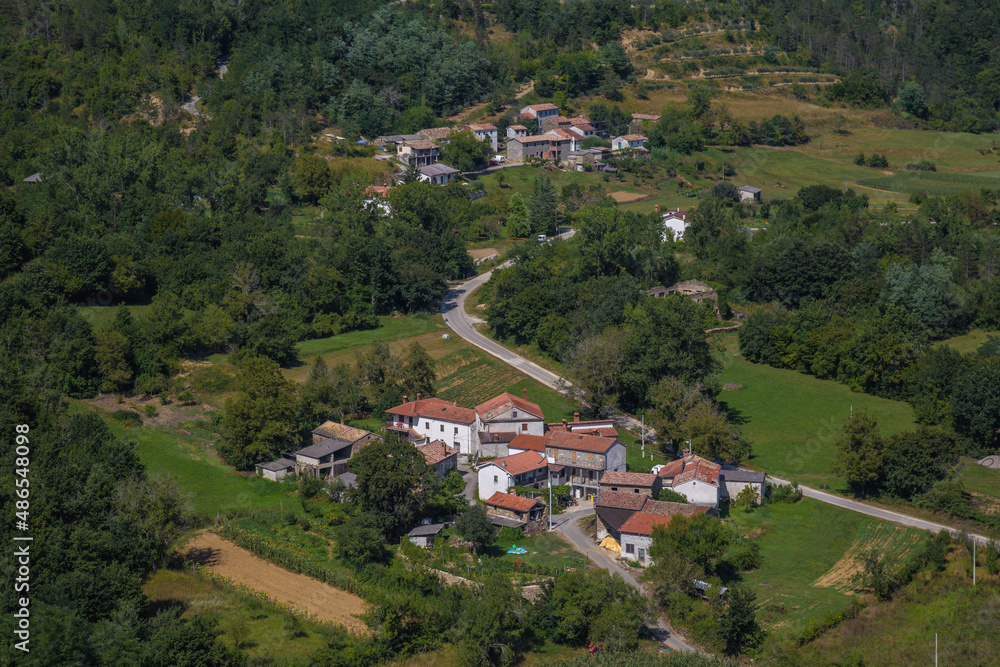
[644,279,722,319]
[590,454,765,564]
[372,121,501,186]
[255,421,382,482]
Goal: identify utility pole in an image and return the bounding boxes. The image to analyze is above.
[548,475,553,531]
[973,541,977,586]
[935,633,938,667]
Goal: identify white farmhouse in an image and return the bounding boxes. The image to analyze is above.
[477,450,549,500]
[476,390,545,437]
[661,208,689,242]
[385,394,478,456]
[657,454,721,507]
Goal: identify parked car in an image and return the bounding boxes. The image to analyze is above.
[537,234,547,243]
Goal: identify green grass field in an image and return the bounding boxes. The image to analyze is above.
[106,420,294,516]
[144,568,330,661]
[956,458,1000,497]
[78,303,154,330]
[715,333,916,488]
[939,329,996,355]
[858,170,1000,196]
[728,498,925,634]
[797,543,999,666]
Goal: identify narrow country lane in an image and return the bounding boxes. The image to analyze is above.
[441,248,991,544]
[550,505,704,654]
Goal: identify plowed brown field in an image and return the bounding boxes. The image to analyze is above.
[184,532,368,633]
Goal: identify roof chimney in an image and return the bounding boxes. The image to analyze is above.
[341,419,345,425]
[562,418,567,428]
[523,388,528,400]
[403,395,408,403]
[574,412,580,423]
[416,392,421,401]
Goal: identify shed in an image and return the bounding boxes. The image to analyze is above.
[256,457,296,481]
[737,185,762,203]
[22,172,43,184]
[407,523,446,548]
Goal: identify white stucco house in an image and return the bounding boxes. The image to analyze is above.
[385,395,479,455]
[662,209,689,242]
[519,103,560,121]
[418,163,460,185]
[465,123,499,152]
[611,134,647,151]
[477,450,549,500]
[619,511,672,564]
[657,454,721,507]
[256,457,295,481]
[476,390,545,437]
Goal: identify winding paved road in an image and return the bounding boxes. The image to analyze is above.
[440,241,991,542]
[550,504,702,654]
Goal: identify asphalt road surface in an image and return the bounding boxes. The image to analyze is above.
[441,242,992,545]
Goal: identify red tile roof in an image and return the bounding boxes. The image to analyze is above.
[402,139,438,150]
[546,419,618,438]
[547,128,577,140]
[642,500,710,518]
[594,490,648,511]
[619,134,648,142]
[508,434,548,452]
[476,392,543,421]
[387,397,477,424]
[511,134,556,144]
[526,103,558,111]
[620,511,675,536]
[658,455,720,486]
[545,430,619,454]
[485,491,542,513]
[600,471,658,488]
[508,124,528,131]
[466,123,497,131]
[482,450,547,476]
[416,440,459,466]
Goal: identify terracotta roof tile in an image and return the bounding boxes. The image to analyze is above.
[416,440,459,466]
[594,490,648,511]
[313,421,370,442]
[476,392,543,421]
[508,124,528,131]
[387,397,477,424]
[466,123,497,131]
[486,491,542,513]
[402,139,438,150]
[545,430,619,454]
[658,454,720,486]
[642,500,710,518]
[508,434,548,452]
[526,103,558,111]
[481,450,547,476]
[600,471,658,488]
[620,511,675,536]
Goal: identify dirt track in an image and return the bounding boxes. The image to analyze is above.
[184,532,368,633]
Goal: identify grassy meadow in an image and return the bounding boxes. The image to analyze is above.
[715,333,917,489]
[144,568,331,662]
[727,498,926,635]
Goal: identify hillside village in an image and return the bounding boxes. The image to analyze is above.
[7,0,1000,665]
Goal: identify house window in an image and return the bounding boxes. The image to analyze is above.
[638,548,645,563]
[634,489,640,493]
[588,452,593,460]
[512,410,518,418]
[454,427,458,434]
[625,543,634,554]
[494,475,498,483]
[440,424,444,432]
[425,422,430,429]
[521,423,528,431]
[611,487,618,492]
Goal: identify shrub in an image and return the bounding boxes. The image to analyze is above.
[766,481,802,504]
[731,541,762,571]
[498,526,523,543]
[142,404,159,418]
[906,159,936,171]
[867,153,889,168]
[110,409,143,427]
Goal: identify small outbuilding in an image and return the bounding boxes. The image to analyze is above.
[737,185,762,203]
[407,523,446,548]
[256,457,296,481]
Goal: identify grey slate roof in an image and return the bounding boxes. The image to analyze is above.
[294,437,351,460]
[719,467,766,483]
[407,523,446,537]
[419,163,459,177]
[257,457,296,471]
[738,185,762,193]
[23,172,43,183]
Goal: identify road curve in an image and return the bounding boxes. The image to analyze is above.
[442,249,992,546]
[550,506,704,654]
[441,230,574,392]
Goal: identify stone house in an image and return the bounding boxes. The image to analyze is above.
[599,470,662,497]
[256,457,296,481]
[738,185,762,203]
[476,390,545,437]
[398,139,440,167]
[519,103,560,122]
[465,123,499,152]
[645,279,720,318]
[416,440,460,479]
[544,431,626,500]
[719,467,767,504]
[485,491,545,526]
[407,523,445,548]
[594,490,649,541]
[506,124,528,140]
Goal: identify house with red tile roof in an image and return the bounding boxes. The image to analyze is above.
[385,394,478,455]
[544,430,626,500]
[506,124,528,140]
[507,433,548,454]
[477,450,548,499]
[599,470,662,497]
[657,454,721,507]
[476,389,545,437]
[546,413,619,438]
[545,127,580,152]
[415,440,460,479]
[519,103,560,121]
[611,134,648,151]
[484,491,545,526]
[619,511,674,563]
